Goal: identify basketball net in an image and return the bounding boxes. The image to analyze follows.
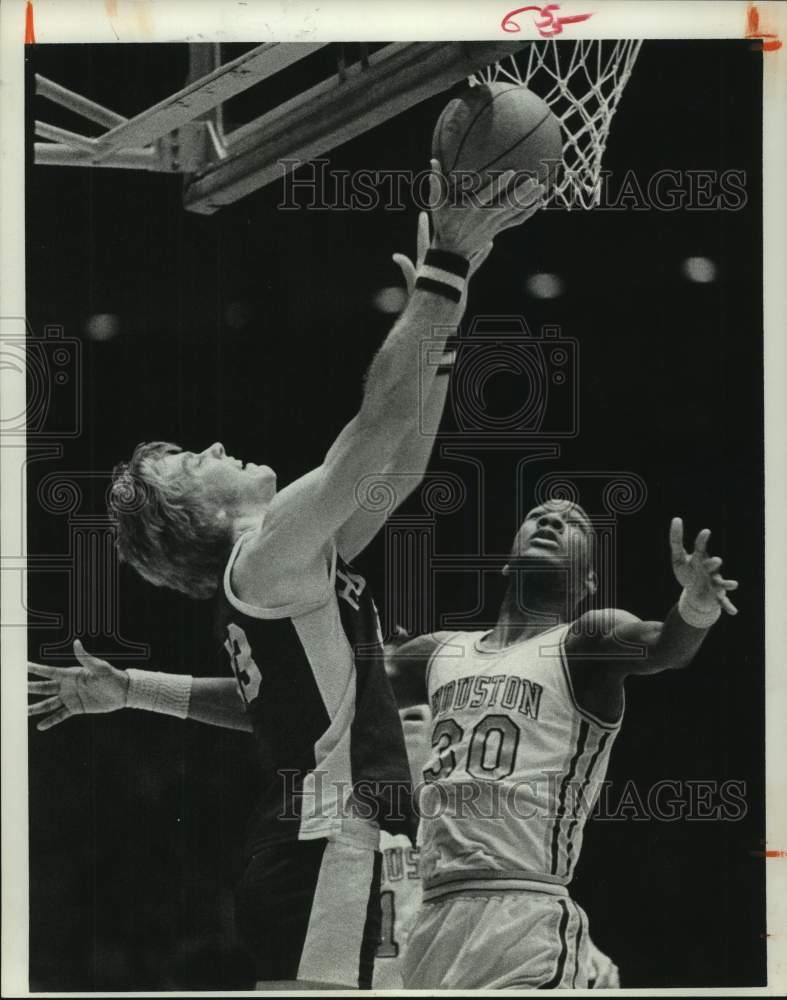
[471,40,643,210]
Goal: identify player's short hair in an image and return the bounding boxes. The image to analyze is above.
[108,441,233,600]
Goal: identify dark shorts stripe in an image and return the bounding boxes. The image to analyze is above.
[571,901,584,988]
[538,899,570,989]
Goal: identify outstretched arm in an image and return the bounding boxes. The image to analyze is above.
[28,640,252,733]
[567,518,739,676]
[252,166,544,581]
[337,213,494,561]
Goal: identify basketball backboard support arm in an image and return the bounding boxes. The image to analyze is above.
[34,40,530,212]
[182,41,531,214]
[33,43,325,175]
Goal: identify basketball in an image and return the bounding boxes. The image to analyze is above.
[432,83,562,193]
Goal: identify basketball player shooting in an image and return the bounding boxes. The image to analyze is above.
[27,162,544,989]
[386,506,738,989]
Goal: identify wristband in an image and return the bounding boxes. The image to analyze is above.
[415,248,470,304]
[678,590,721,629]
[126,669,192,718]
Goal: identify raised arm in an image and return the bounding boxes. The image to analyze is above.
[336,213,494,561]
[567,518,739,678]
[28,640,252,733]
[250,166,544,579]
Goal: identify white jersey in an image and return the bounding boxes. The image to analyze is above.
[373,832,422,989]
[417,624,621,897]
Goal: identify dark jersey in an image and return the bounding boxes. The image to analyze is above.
[215,536,413,857]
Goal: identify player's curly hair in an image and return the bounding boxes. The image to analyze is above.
[108,441,233,601]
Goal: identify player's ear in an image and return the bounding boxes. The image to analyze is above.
[502,562,510,577]
[586,568,597,597]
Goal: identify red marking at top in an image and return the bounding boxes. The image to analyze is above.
[765,850,787,858]
[502,4,593,38]
[745,2,782,51]
[25,0,36,44]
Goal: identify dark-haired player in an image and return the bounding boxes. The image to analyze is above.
[386,501,737,989]
[28,167,544,989]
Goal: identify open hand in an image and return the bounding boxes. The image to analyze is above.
[427,159,544,259]
[28,640,129,730]
[669,518,738,615]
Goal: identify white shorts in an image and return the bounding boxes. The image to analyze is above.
[403,888,592,989]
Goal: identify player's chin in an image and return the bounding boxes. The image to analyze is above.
[513,547,566,565]
[248,463,277,489]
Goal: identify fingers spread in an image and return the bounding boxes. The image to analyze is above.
[693,528,711,554]
[416,211,430,264]
[477,169,516,206]
[28,696,61,717]
[506,177,545,210]
[669,517,686,560]
[73,639,95,669]
[392,253,416,296]
[718,594,738,615]
[27,680,59,695]
[428,170,442,212]
[37,707,71,732]
[27,662,59,678]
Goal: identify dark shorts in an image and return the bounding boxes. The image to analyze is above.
[235,837,382,987]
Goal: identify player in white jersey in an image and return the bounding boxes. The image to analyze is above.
[388,499,738,989]
[377,667,620,989]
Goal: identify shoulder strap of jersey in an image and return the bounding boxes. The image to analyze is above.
[223,532,336,620]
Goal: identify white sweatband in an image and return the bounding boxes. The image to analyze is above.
[126,669,192,719]
[678,590,721,629]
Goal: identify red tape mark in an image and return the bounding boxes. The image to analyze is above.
[25,0,36,44]
[746,2,782,51]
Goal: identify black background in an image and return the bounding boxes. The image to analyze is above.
[26,41,765,990]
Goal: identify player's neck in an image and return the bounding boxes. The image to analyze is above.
[487,585,571,647]
[229,505,267,541]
